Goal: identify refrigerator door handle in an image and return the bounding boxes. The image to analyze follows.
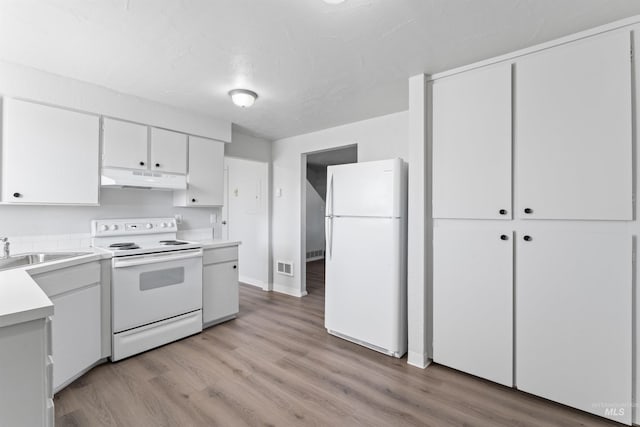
[326,216,333,259]
[327,173,334,216]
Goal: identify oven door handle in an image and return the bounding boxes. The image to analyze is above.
[113,249,203,268]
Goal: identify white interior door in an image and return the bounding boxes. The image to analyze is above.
[516,230,631,424]
[328,158,402,217]
[433,225,513,386]
[515,31,632,220]
[225,157,269,287]
[432,63,512,219]
[325,216,404,353]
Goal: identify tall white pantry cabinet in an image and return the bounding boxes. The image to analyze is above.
[431,29,634,424]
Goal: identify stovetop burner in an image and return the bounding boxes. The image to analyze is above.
[159,240,189,246]
[109,242,140,250]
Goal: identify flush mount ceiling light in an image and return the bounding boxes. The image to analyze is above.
[229,89,258,108]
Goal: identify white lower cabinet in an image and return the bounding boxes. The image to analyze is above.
[433,226,513,386]
[516,230,632,424]
[0,318,51,427]
[203,246,239,326]
[50,284,101,391]
[33,261,103,392]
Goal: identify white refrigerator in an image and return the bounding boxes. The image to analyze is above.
[324,158,407,357]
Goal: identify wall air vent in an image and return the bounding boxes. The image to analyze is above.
[276,260,294,276]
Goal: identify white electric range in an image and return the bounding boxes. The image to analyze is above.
[91,217,203,361]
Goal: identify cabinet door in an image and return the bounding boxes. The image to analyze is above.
[150,128,187,174]
[432,64,512,219]
[2,98,100,204]
[185,136,224,206]
[102,118,148,170]
[517,230,631,424]
[203,261,239,325]
[50,284,101,391]
[516,31,632,220]
[433,226,513,386]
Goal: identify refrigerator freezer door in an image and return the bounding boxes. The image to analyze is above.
[327,158,403,218]
[325,216,406,355]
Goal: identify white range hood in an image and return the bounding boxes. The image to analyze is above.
[101,167,187,190]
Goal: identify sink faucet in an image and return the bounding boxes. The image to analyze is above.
[0,238,9,259]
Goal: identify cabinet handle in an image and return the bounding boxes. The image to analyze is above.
[523,235,532,241]
[139,161,145,166]
[233,265,237,269]
[191,198,197,203]
[524,208,533,214]
[499,209,507,215]
[155,163,160,168]
[500,234,509,241]
[12,192,21,198]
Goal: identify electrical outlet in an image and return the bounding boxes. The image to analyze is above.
[174,214,183,225]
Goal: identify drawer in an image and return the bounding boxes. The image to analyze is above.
[33,261,101,297]
[203,246,238,265]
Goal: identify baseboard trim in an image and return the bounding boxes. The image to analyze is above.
[272,282,308,298]
[407,351,432,369]
[239,276,268,291]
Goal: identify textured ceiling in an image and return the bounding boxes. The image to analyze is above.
[1,0,640,140]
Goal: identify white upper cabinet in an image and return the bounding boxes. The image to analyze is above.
[516,31,632,220]
[516,230,631,424]
[150,128,187,174]
[102,118,148,170]
[2,98,100,205]
[174,136,224,206]
[433,225,513,386]
[432,63,512,219]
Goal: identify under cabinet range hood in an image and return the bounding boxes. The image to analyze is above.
[101,167,187,190]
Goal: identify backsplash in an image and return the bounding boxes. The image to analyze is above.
[0,188,221,241]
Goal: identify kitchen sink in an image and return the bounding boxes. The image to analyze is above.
[0,252,91,271]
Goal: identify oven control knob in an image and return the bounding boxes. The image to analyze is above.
[161,222,168,228]
[101,225,109,232]
[146,223,153,229]
[110,224,119,231]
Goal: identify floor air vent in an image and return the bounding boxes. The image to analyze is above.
[276,260,294,276]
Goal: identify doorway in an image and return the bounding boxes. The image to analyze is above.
[222,157,270,290]
[301,145,357,296]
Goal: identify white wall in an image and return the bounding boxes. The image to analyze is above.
[305,181,325,258]
[0,60,231,141]
[226,129,272,162]
[271,111,409,296]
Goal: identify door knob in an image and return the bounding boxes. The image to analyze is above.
[523,235,532,241]
[233,265,237,269]
[524,208,533,214]
[222,221,227,225]
[500,234,509,240]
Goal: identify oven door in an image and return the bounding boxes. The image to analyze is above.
[112,248,203,333]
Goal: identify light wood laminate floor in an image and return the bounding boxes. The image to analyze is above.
[55,260,619,426]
